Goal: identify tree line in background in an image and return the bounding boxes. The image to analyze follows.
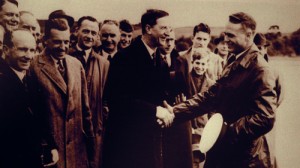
[176,27,300,57]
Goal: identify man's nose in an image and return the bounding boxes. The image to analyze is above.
[12,14,19,23]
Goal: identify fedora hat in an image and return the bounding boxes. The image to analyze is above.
[254,33,270,47]
[48,10,74,27]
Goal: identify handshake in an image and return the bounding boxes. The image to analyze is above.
[156,101,174,128]
[156,94,186,128]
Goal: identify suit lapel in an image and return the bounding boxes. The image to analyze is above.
[39,54,67,94]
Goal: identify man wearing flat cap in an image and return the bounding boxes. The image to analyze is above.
[159,12,283,168]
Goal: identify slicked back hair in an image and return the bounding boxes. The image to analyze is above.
[0,0,18,10]
[77,16,98,29]
[229,12,256,33]
[193,23,211,36]
[141,9,169,34]
[44,19,69,40]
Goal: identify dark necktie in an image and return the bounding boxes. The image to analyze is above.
[107,55,112,62]
[57,59,66,80]
[221,55,236,77]
[22,76,28,93]
[152,52,156,66]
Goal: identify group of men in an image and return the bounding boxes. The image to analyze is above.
[0,0,283,168]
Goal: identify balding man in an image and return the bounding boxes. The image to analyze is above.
[0,29,42,168]
[19,11,40,41]
[96,20,120,61]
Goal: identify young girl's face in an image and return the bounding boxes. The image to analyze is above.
[192,57,209,75]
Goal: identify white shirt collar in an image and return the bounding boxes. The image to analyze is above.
[76,44,92,61]
[102,49,117,60]
[10,67,26,81]
[235,46,251,60]
[162,53,171,67]
[141,37,157,59]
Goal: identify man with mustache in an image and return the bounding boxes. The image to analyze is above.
[103,9,175,168]
[97,19,120,61]
[29,19,95,168]
[0,0,19,33]
[69,16,110,168]
[0,29,42,168]
[159,12,281,168]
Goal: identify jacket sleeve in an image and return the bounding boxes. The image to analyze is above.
[28,66,58,150]
[173,82,220,121]
[228,65,277,144]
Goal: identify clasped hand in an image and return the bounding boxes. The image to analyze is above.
[156,101,174,128]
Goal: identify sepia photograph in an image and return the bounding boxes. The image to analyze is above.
[0,0,299,167]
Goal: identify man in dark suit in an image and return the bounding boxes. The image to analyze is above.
[103,9,174,168]
[69,16,110,168]
[0,29,42,168]
[159,29,193,168]
[160,12,280,168]
[29,19,95,168]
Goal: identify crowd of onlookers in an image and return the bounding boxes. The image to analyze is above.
[0,0,284,168]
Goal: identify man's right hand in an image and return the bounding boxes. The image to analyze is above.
[44,149,59,167]
[156,106,174,128]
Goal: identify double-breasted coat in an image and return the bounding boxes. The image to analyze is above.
[29,50,95,168]
[173,45,279,168]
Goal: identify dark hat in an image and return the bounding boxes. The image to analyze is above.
[48,10,74,28]
[214,33,226,45]
[254,33,270,47]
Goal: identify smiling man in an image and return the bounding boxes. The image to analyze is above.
[118,19,134,50]
[0,29,43,168]
[103,9,176,168]
[0,0,19,33]
[158,12,280,168]
[29,19,95,168]
[69,16,110,168]
[97,19,120,61]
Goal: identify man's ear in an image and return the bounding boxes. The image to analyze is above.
[145,24,152,34]
[3,45,9,56]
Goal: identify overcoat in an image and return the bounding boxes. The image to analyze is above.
[103,36,171,168]
[174,45,278,168]
[29,50,95,168]
[161,49,193,168]
[69,47,110,168]
[0,59,42,168]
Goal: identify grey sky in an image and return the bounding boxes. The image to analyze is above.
[19,0,300,33]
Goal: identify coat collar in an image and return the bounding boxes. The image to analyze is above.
[236,44,260,69]
[38,50,67,94]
